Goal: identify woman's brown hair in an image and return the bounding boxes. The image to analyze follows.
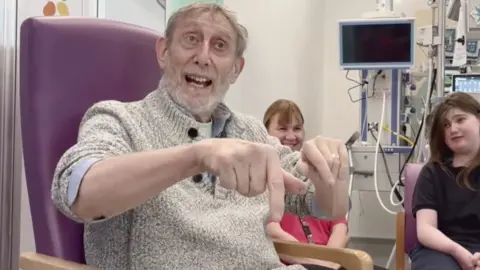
[263,99,304,128]
[429,92,480,190]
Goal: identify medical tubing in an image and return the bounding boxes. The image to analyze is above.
[370,130,404,207]
[373,91,397,215]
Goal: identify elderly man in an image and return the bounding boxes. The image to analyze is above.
[51,3,349,270]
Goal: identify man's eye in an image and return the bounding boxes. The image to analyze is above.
[186,35,197,43]
[215,41,226,50]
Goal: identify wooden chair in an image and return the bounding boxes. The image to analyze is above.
[20,242,373,269]
[395,163,424,269]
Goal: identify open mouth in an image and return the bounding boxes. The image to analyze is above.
[451,136,463,142]
[282,142,298,148]
[184,74,213,88]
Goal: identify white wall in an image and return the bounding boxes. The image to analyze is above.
[99,0,165,32]
[224,0,325,138]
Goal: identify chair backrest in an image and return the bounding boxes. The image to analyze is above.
[20,17,162,263]
[403,163,424,253]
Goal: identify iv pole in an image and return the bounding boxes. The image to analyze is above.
[437,0,446,99]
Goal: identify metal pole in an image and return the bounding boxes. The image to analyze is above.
[376,0,394,12]
[462,0,468,43]
[385,0,393,12]
[0,0,21,269]
[437,0,446,98]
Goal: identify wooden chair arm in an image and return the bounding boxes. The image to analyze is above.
[274,240,373,270]
[21,243,374,270]
[19,252,96,270]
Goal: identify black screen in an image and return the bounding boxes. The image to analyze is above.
[341,23,412,64]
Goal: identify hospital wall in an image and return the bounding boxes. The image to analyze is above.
[18,0,432,253]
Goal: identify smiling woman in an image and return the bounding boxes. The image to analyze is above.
[263,99,306,151]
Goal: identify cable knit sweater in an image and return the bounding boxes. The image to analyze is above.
[52,89,317,270]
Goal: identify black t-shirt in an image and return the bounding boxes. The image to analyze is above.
[412,161,480,246]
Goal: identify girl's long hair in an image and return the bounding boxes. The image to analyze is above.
[428,92,480,190]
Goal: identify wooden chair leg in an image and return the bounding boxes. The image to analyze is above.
[396,212,406,270]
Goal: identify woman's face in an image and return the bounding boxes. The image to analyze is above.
[267,113,305,151]
[444,108,480,156]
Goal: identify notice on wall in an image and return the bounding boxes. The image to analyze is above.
[18,0,84,18]
[165,0,224,24]
[42,0,70,16]
[17,0,94,37]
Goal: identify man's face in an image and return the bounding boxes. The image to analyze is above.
[157,11,244,120]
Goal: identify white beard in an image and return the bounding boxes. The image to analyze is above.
[159,55,234,118]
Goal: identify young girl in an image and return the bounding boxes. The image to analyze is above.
[263,99,349,270]
[411,92,480,270]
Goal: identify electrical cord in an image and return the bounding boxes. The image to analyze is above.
[382,125,414,146]
[346,70,382,103]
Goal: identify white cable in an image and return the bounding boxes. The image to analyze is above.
[389,180,404,206]
[373,91,397,215]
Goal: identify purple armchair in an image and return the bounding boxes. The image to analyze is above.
[19,17,373,270]
[395,163,424,269]
[19,17,161,269]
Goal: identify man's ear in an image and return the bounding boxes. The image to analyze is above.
[229,57,245,84]
[155,37,167,68]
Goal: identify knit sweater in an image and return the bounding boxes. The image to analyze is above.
[52,89,317,270]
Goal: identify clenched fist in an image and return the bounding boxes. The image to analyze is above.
[196,138,308,222]
[298,135,349,218]
[298,136,348,187]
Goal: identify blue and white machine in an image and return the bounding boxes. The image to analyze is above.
[337,1,425,268]
[339,17,415,70]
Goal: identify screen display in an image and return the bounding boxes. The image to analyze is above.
[341,23,412,65]
[453,76,480,93]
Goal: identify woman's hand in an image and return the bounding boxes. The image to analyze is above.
[265,222,299,242]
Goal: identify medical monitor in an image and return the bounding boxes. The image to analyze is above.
[452,74,480,94]
[339,18,415,70]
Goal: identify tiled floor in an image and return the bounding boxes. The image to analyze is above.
[348,238,410,270]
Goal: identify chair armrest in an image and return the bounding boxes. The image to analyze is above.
[19,252,97,270]
[273,240,373,270]
[20,244,373,270]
